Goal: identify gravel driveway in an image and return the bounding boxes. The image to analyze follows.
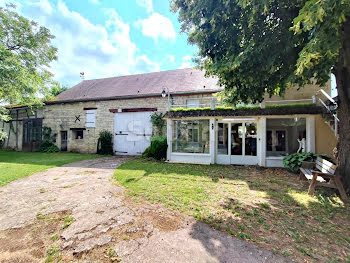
[0,156,291,263]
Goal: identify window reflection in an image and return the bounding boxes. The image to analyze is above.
[217,123,228,154]
[172,120,210,153]
[245,122,257,156]
[231,123,243,155]
[266,118,306,157]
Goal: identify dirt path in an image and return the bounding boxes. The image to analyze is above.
[0,157,291,263]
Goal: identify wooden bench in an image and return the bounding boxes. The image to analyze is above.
[299,157,347,201]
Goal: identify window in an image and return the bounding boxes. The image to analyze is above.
[186,99,200,109]
[266,118,306,157]
[217,123,229,154]
[72,129,84,140]
[86,110,96,128]
[172,120,210,153]
[245,122,257,156]
[231,123,243,155]
[217,122,257,156]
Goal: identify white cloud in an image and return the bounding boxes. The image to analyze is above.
[136,0,152,13]
[167,55,175,64]
[20,0,159,85]
[180,55,193,68]
[134,55,160,73]
[135,13,176,40]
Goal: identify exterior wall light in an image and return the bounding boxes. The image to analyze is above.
[161,87,171,110]
[161,89,167,98]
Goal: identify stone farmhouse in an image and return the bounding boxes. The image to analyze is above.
[1,68,338,167]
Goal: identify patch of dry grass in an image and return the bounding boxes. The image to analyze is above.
[115,158,350,263]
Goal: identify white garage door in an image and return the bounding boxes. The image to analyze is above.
[113,111,153,155]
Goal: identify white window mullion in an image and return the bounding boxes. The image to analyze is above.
[228,124,232,156]
[242,122,246,156]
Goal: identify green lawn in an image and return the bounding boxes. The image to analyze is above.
[115,158,350,263]
[0,150,100,186]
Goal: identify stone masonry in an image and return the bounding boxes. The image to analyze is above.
[43,93,216,153]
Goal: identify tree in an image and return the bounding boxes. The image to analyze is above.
[0,5,57,139]
[172,0,350,189]
[50,84,69,96]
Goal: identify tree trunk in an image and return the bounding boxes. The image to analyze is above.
[335,18,350,191]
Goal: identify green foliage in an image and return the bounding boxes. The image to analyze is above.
[169,104,313,112]
[51,234,59,241]
[45,246,60,263]
[39,126,59,153]
[170,107,211,112]
[62,215,75,229]
[235,105,260,110]
[171,0,349,104]
[97,130,113,155]
[283,152,318,172]
[0,107,10,141]
[0,5,58,140]
[266,103,314,108]
[50,84,69,96]
[214,106,233,110]
[145,136,168,160]
[142,146,152,158]
[0,5,58,105]
[150,112,165,135]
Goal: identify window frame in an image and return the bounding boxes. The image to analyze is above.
[72,129,84,140]
[85,109,96,128]
[186,99,200,109]
[172,119,210,154]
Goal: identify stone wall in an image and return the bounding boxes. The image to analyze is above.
[43,93,216,153]
[1,82,333,154]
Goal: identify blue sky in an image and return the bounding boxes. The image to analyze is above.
[8,0,197,86]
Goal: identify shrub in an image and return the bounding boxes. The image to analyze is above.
[97,130,113,155]
[143,136,167,160]
[150,112,165,136]
[142,146,151,157]
[283,152,318,172]
[39,126,59,152]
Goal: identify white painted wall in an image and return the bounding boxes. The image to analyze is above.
[169,153,211,164]
[257,117,266,166]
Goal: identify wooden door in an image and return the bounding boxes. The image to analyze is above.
[22,119,42,151]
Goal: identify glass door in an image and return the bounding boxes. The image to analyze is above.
[231,123,243,155]
[230,122,257,165]
[216,121,258,165]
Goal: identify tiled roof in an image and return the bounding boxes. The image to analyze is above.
[56,68,222,102]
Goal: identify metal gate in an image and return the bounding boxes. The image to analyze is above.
[22,119,42,152]
[113,112,153,155]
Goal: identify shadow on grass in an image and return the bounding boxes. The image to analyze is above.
[187,220,291,263]
[115,158,350,262]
